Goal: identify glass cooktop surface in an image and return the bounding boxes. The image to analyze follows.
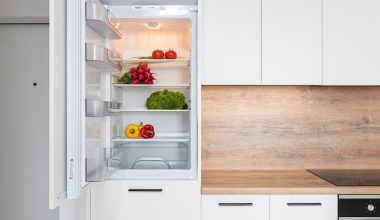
[308,169,380,186]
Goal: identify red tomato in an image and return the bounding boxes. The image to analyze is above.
[165,49,177,59]
[152,50,164,59]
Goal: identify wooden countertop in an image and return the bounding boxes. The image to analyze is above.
[202,170,380,195]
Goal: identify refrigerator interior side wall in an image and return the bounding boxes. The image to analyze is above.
[190,10,198,180]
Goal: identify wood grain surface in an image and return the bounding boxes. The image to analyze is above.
[202,170,380,195]
[202,86,380,170]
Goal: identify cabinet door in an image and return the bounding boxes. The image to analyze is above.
[262,0,322,85]
[323,0,380,85]
[270,195,337,220]
[201,0,261,85]
[91,181,201,220]
[202,195,269,220]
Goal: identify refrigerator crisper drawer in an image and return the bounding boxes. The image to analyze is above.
[86,43,122,72]
[86,1,122,39]
[111,142,191,171]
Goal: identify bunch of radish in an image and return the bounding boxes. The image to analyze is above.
[130,63,156,84]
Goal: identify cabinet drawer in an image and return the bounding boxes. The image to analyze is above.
[270,195,337,220]
[202,195,270,220]
[91,181,200,220]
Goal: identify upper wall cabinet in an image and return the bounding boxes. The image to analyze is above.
[262,0,322,85]
[323,0,380,85]
[0,0,48,23]
[201,0,261,85]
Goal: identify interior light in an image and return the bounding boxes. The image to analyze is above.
[145,22,161,30]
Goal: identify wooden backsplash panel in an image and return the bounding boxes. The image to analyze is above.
[202,86,380,170]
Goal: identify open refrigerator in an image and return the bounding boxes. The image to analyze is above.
[66,0,198,199]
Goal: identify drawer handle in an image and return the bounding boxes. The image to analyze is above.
[287,203,322,206]
[128,189,163,192]
[219,203,253,207]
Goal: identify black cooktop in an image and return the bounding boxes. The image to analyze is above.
[308,169,380,186]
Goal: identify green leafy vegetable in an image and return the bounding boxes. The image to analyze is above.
[146,90,187,110]
[118,71,132,84]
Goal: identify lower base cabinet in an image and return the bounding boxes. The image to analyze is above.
[202,195,337,220]
[202,195,270,220]
[91,181,201,220]
[270,195,337,220]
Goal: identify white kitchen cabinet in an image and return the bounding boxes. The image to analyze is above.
[202,195,270,220]
[270,195,337,220]
[323,0,380,85]
[262,0,322,85]
[91,181,201,220]
[201,0,261,85]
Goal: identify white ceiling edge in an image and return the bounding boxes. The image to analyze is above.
[100,0,197,5]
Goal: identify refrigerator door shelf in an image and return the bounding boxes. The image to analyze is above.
[86,1,122,39]
[86,43,122,72]
[86,99,122,117]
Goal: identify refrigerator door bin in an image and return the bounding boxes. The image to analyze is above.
[86,1,122,39]
[86,146,111,182]
[86,99,122,117]
[86,43,122,72]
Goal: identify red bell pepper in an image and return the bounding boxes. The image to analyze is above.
[140,124,155,139]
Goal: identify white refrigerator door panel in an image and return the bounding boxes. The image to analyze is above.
[66,0,86,199]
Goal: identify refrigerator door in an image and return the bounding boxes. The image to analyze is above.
[66,0,86,199]
[66,0,123,199]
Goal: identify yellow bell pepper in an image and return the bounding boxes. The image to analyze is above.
[125,124,140,138]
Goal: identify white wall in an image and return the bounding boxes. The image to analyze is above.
[0,0,49,23]
[0,24,59,220]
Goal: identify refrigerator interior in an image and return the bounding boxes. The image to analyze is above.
[84,0,197,182]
